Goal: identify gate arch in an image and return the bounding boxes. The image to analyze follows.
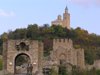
[14,52,32,74]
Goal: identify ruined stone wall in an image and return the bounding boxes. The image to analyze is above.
[93,60,100,69]
[85,60,100,70]
[3,42,8,70]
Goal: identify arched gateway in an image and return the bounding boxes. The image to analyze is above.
[3,39,43,74]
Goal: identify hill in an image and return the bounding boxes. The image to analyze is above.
[0,24,100,65]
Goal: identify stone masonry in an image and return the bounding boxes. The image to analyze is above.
[3,39,85,74]
[3,39,43,74]
[51,39,84,68]
[43,39,85,73]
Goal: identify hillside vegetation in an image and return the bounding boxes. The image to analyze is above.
[0,24,100,65]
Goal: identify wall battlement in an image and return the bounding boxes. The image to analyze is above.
[53,39,73,44]
[53,39,73,52]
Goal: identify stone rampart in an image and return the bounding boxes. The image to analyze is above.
[85,60,100,70]
[53,39,73,51]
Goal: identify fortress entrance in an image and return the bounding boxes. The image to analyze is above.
[15,53,31,74]
[3,39,43,74]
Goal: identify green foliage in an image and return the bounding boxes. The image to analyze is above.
[71,67,99,75]
[43,52,50,57]
[1,32,8,42]
[0,45,3,55]
[96,69,100,75]
[74,45,81,49]
[1,24,100,65]
[16,55,26,66]
[59,65,68,75]
[50,68,58,75]
[0,58,2,70]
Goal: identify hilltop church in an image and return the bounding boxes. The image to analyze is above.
[51,6,70,29]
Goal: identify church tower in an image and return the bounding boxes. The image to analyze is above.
[63,6,70,29]
[51,6,70,29]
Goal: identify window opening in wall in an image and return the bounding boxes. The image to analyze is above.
[20,42,26,50]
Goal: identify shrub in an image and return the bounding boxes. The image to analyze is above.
[50,68,58,75]
[0,58,3,70]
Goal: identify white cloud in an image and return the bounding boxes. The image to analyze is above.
[69,0,100,7]
[0,9,15,17]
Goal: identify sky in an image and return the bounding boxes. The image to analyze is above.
[0,0,100,35]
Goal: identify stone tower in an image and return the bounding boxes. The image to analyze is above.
[51,6,70,29]
[63,6,70,29]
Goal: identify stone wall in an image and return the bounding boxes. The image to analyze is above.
[3,39,85,74]
[3,39,43,74]
[3,42,7,70]
[53,39,73,51]
[51,39,85,69]
[85,60,100,70]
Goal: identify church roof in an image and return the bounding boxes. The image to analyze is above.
[52,19,63,22]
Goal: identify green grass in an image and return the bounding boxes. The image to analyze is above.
[43,52,50,57]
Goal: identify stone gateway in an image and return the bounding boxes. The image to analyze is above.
[3,39,85,74]
[3,39,43,74]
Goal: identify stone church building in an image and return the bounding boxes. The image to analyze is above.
[51,6,70,29]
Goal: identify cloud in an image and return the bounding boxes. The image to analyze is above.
[69,0,100,7]
[0,9,15,17]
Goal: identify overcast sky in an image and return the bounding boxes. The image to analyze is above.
[0,0,100,35]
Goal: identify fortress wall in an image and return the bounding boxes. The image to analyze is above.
[72,49,77,66]
[77,49,85,69]
[38,42,44,72]
[85,60,100,70]
[53,39,73,51]
[3,41,8,70]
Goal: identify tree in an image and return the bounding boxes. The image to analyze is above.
[1,32,8,42]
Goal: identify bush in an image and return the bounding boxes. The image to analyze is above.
[59,65,68,75]
[50,68,58,75]
[0,58,3,70]
[96,69,100,75]
[43,52,50,57]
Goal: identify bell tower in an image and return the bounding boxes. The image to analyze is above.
[65,6,68,13]
[63,6,70,29]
